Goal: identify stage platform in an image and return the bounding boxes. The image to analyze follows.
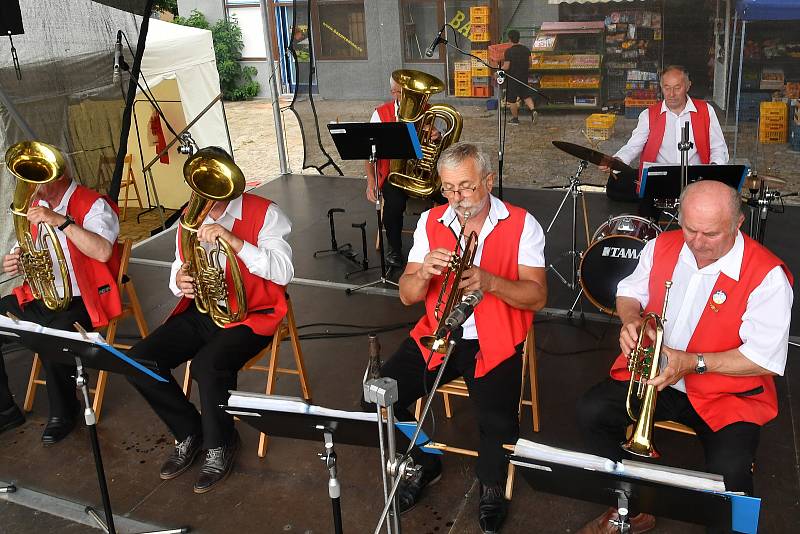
[1,174,799,533]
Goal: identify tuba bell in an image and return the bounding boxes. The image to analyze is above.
[179,147,247,328]
[420,211,478,353]
[621,280,673,458]
[387,69,463,198]
[6,141,72,311]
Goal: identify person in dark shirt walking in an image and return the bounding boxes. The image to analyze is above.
[502,30,537,125]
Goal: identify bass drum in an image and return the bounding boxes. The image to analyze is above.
[579,215,660,315]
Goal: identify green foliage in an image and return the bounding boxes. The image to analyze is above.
[152,0,178,16]
[174,10,260,101]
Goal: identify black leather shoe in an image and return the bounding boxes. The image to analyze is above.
[396,460,442,514]
[0,404,25,435]
[160,434,203,480]
[41,414,78,445]
[386,251,404,268]
[478,483,508,533]
[193,431,240,494]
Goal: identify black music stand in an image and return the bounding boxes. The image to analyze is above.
[511,454,760,533]
[224,392,436,534]
[0,315,188,534]
[327,122,422,294]
[640,164,748,202]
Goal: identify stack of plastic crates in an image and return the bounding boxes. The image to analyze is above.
[759,101,788,144]
[585,114,617,141]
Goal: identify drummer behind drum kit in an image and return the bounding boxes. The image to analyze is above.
[548,140,797,318]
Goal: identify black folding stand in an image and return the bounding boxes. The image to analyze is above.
[313,208,361,267]
[511,454,756,533]
[327,122,422,294]
[0,315,188,534]
[224,393,422,534]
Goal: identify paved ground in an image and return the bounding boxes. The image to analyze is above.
[225,97,800,204]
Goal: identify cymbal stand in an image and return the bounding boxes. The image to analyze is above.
[546,160,590,314]
[747,182,798,244]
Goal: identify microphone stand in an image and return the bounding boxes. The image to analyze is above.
[436,26,548,200]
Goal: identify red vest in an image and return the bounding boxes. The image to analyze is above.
[14,185,123,328]
[409,203,533,378]
[375,101,396,188]
[610,230,793,431]
[171,193,288,337]
[637,98,711,193]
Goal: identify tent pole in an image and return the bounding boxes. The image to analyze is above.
[0,86,35,139]
[259,0,290,175]
[109,0,156,203]
[733,19,746,161]
[725,9,738,124]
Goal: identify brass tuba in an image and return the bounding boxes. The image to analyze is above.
[179,147,247,328]
[6,141,72,311]
[387,69,463,198]
[621,280,673,458]
[420,211,478,353]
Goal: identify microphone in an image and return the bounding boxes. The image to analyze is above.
[113,31,122,83]
[436,291,483,338]
[425,25,447,58]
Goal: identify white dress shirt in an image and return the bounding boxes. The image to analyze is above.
[614,99,729,167]
[617,232,793,392]
[369,101,399,123]
[408,195,546,339]
[17,180,120,297]
[169,196,294,297]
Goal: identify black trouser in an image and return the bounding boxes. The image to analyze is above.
[576,378,761,495]
[0,294,91,417]
[380,336,523,485]
[381,181,409,256]
[126,304,272,449]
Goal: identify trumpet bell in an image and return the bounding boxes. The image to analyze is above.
[419,334,449,354]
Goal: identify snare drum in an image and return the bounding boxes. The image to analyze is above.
[579,215,660,314]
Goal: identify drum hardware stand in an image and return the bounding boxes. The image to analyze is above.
[314,208,361,267]
[545,160,591,316]
[654,122,694,231]
[345,221,372,278]
[747,185,797,244]
[346,146,399,295]
[367,341,457,534]
[0,483,15,493]
[608,490,632,533]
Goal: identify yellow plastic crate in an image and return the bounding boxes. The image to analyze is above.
[759,126,787,144]
[585,113,617,141]
[472,65,490,77]
[455,87,473,97]
[455,79,472,90]
[454,61,472,73]
[470,6,490,18]
[455,71,471,81]
[472,50,489,62]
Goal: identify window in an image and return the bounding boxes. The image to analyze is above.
[316,1,367,60]
[401,0,444,62]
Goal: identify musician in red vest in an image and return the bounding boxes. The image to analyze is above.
[126,160,293,493]
[380,143,547,533]
[576,180,793,534]
[365,77,441,268]
[0,169,121,444]
[601,65,729,217]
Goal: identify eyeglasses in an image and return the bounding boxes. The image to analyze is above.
[440,182,483,197]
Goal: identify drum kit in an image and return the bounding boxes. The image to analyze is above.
[547,140,655,316]
[742,171,797,244]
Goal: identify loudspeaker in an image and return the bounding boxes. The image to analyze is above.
[0,1,23,36]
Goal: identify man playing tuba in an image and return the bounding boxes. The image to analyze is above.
[576,180,793,533]
[1,147,121,444]
[378,143,547,533]
[126,147,293,494]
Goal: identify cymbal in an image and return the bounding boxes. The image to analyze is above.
[744,173,787,190]
[552,141,635,174]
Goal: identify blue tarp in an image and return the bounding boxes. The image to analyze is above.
[737,0,800,21]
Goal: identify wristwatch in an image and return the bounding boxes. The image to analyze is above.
[57,215,75,231]
[695,353,707,375]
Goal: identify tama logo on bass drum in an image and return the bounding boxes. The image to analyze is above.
[601,246,641,259]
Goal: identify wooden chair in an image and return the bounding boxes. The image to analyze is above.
[182,295,310,458]
[413,326,540,499]
[118,154,143,221]
[23,239,149,421]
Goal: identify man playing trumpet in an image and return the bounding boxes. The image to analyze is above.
[379,143,547,533]
[126,147,293,494]
[576,180,793,533]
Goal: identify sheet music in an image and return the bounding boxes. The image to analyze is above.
[0,314,105,344]
[513,438,616,472]
[227,392,378,423]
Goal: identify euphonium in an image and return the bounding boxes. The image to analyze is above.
[179,147,247,328]
[6,141,72,311]
[621,280,673,458]
[420,211,478,354]
[387,69,463,198]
